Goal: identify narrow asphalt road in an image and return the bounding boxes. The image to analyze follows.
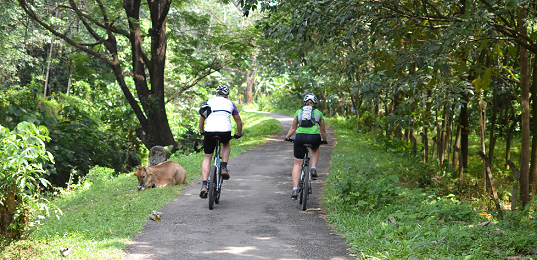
[123,111,354,260]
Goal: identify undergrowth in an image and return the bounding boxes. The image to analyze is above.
[323,125,537,259]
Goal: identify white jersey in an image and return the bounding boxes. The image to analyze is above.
[204,96,238,132]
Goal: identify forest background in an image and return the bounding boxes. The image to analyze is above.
[1,0,537,258]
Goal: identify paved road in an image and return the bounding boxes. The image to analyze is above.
[123,112,353,260]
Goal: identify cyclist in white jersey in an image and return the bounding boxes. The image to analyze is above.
[198,85,242,198]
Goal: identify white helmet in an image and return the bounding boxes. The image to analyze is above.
[303,93,317,104]
[216,84,230,95]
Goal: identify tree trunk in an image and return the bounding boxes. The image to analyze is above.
[410,120,417,154]
[530,55,537,195]
[453,125,461,170]
[245,72,255,104]
[507,160,520,209]
[479,95,487,189]
[485,89,500,194]
[422,89,432,163]
[460,93,469,168]
[0,191,24,240]
[421,129,429,163]
[122,0,176,150]
[478,151,504,219]
[44,9,60,99]
[245,53,258,104]
[454,146,464,190]
[519,6,531,207]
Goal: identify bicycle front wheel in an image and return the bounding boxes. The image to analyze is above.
[208,165,217,210]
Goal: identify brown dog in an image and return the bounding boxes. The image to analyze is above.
[135,161,186,190]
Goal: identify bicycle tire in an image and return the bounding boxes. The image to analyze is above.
[298,175,304,205]
[215,171,221,204]
[208,165,217,210]
[302,165,310,211]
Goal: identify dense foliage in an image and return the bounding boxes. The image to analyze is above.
[324,122,537,259]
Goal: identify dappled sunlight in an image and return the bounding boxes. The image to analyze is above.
[253,236,274,240]
[278,117,294,122]
[204,246,261,257]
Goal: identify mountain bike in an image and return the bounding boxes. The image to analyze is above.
[285,138,327,211]
[207,134,241,209]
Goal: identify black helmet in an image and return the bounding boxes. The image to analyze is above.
[216,84,230,95]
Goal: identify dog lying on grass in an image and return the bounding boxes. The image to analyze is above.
[135,161,186,190]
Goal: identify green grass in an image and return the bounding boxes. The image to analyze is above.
[323,125,537,259]
[0,111,282,260]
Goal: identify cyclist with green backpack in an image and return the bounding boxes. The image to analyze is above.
[284,93,328,200]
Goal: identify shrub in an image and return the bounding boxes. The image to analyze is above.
[0,122,59,241]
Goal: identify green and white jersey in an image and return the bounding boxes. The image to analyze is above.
[294,107,323,134]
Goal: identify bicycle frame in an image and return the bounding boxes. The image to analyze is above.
[213,139,222,190]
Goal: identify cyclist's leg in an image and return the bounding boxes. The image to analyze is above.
[291,134,307,199]
[218,132,232,179]
[219,132,233,163]
[310,148,320,167]
[200,132,217,197]
[202,133,218,180]
[202,153,213,181]
[221,143,231,162]
[291,158,303,188]
[305,134,321,177]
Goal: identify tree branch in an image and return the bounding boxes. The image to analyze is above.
[19,0,115,67]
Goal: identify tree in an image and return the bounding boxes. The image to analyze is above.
[18,0,208,150]
[250,0,537,208]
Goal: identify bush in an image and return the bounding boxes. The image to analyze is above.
[0,122,58,241]
[0,90,144,188]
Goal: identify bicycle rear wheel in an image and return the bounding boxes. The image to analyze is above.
[215,174,222,204]
[298,173,304,205]
[208,165,217,210]
[301,165,310,211]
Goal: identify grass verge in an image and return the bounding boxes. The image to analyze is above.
[323,125,537,259]
[0,111,282,260]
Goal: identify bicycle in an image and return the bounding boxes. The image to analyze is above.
[207,134,241,210]
[285,138,327,211]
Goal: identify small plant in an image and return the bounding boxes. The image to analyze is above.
[0,122,59,241]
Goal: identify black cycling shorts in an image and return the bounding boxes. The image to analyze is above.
[203,132,232,154]
[294,133,321,159]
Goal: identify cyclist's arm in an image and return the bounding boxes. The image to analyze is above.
[285,118,299,139]
[319,119,327,141]
[199,116,205,133]
[233,114,242,136]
